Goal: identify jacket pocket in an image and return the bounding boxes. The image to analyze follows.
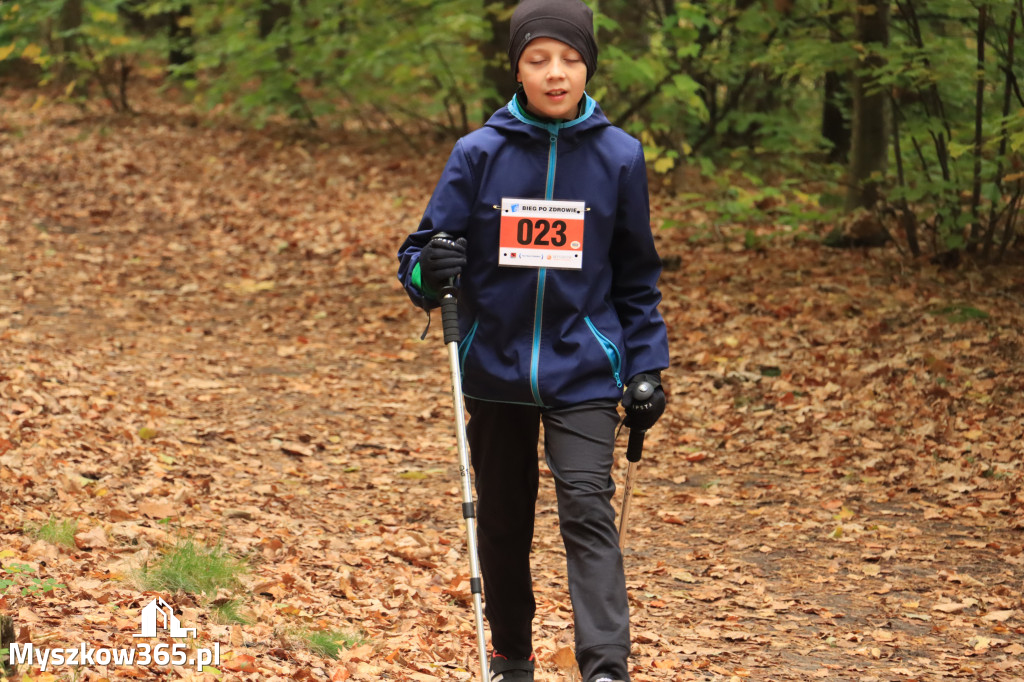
[584,316,623,388]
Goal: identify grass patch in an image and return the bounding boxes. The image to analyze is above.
[211,598,252,625]
[292,628,363,659]
[25,516,78,548]
[930,304,990,323]
[134,539,246,596]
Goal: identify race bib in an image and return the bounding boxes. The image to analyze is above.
[498,197,585,270]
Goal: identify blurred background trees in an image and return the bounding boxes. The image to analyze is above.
[1,0,1020,264]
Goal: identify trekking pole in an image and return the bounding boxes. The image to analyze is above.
[434,233,489,682]
[618,380,654,550]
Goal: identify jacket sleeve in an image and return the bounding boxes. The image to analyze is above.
[397,140,477,310]
[610,141,670,381]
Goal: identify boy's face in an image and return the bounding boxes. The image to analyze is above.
[516,37,587,120]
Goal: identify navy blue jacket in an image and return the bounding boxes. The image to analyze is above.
[397,94,669,408]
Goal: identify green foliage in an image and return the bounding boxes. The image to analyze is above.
[866,0,1023,259]
[597,1,843,162]
[180,0,490,131]
[671,158,843,242]
[0,0,1019,263]
[187,0,325,126]
[134,539,246,595]
[930,304,990,324]
[0,0,159,111]
[292,628,363,659]
[1,0,488,130]
[0,563,66,596]
[25,515,78,548]
[593,0,1021,262]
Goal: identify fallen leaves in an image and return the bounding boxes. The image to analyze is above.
[0,87,1022,682]
[137,502,176,520]
[73,527,109,550]
[980,609,1017,623]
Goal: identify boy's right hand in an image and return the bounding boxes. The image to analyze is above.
[420,236,467,293]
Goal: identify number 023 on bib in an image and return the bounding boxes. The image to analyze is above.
[498,198,585,270]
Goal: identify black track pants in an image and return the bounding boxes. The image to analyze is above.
[465,398,630,682]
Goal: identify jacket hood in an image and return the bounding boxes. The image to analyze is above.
[484,92,611,142]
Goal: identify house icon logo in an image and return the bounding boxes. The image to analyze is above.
[133,598,197,638]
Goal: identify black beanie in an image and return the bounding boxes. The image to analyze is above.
[508,0,598,82]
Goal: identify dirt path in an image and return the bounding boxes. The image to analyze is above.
[1,91,1023,681]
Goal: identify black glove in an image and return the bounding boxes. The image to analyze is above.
[419,236,467,294]
[622,372,666,431]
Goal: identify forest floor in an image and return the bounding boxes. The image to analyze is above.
[1,87,1023,682]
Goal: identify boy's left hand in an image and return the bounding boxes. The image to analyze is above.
[622,372,666,430]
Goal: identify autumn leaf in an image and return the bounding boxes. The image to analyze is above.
[981,609,1016,622]
[221,653,258,672]
[551,646,578,673]
[137,502,176,519]
[73,526,109,550]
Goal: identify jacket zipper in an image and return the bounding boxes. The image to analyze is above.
[584,316,623,387]
[529,130,559,406]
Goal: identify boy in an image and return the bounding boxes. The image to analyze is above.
[397,1,669,680]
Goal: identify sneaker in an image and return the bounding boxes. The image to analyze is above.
[489,652,535,681]
[589,677,625,682]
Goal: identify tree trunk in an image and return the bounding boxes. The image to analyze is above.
[821,0,851,163]
[168,4,194,79]
[967,4,987,254]
[117,1,194,80]
[1,613,14,676]
[845,0,891,212]
[481,0,516,122]
[259,1,293,62]
[822,70,851,162]
[57,0,83,85]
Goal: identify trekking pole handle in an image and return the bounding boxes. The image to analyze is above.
[432,232,461,345]
[625,380,654,463]
[626,428,645,463]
